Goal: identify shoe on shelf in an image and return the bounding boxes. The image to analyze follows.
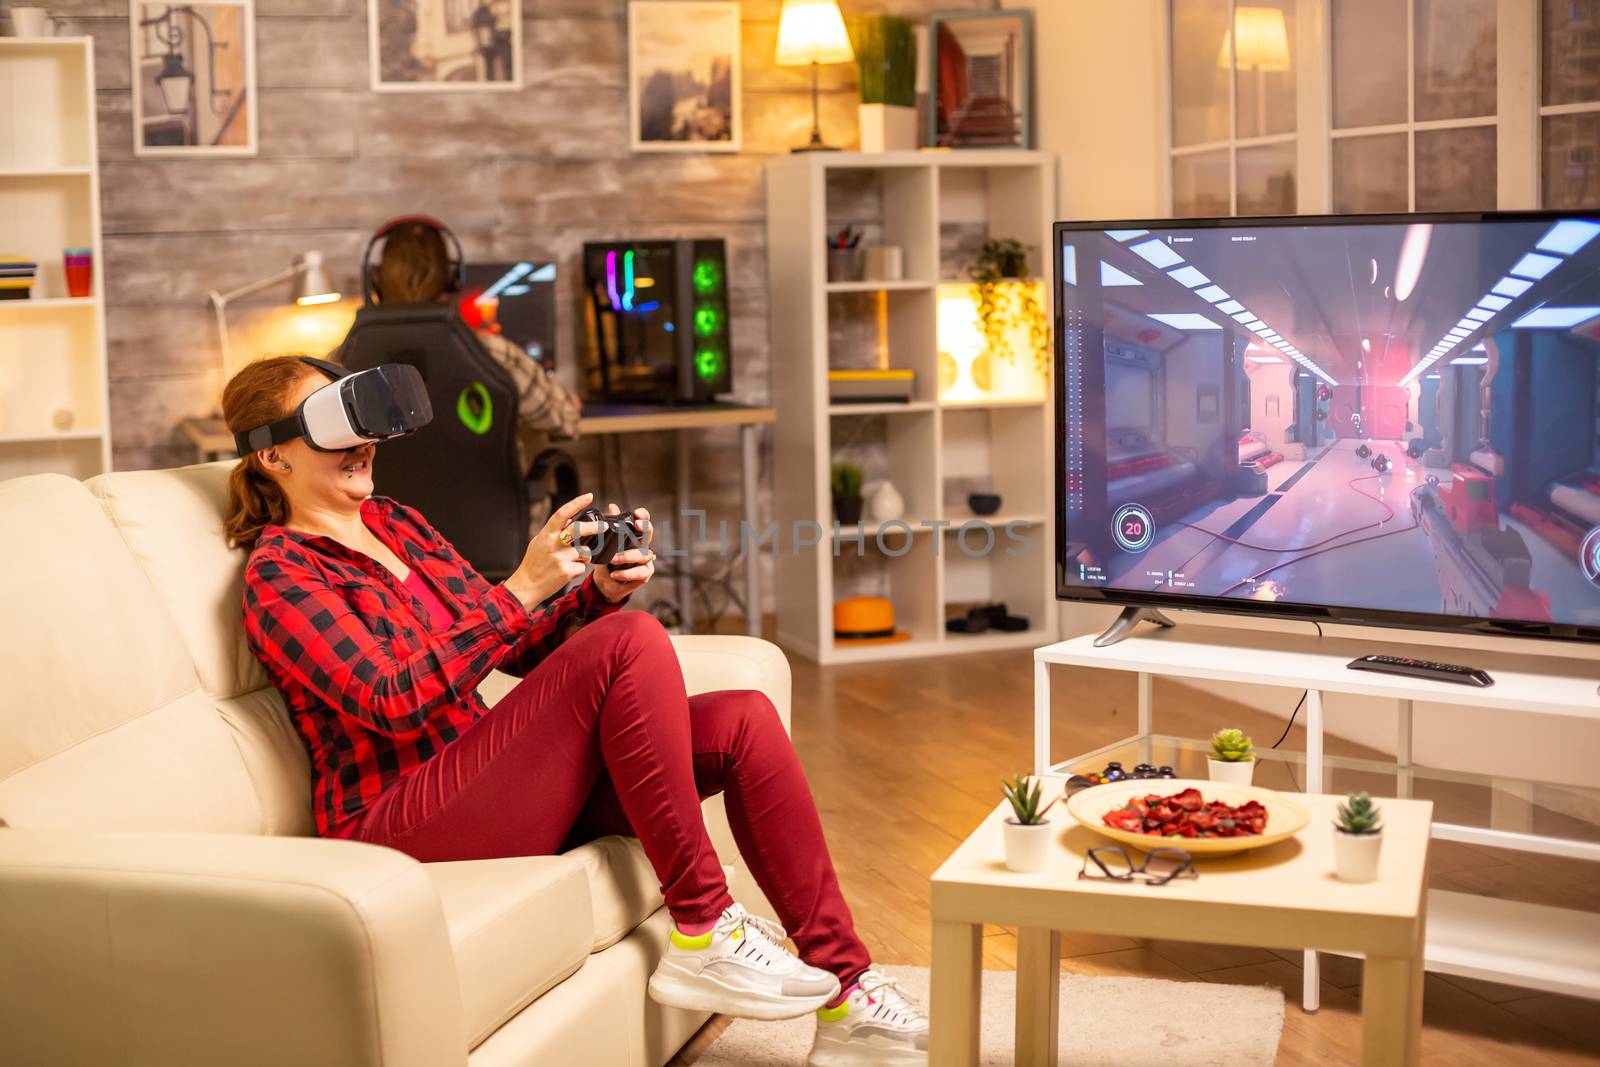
[807,968,929,1066]
[648,903,840,1021]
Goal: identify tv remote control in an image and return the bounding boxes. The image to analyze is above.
[1347,654,1494,687]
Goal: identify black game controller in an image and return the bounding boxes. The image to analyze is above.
[1064,760,1177,793]
[574,506,648,567]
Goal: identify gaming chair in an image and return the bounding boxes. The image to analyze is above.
[336,303,529,580]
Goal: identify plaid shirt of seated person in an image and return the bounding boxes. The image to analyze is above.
[243,495,623,836]
[475,329,582,472]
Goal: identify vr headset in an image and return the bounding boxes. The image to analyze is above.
[233,357,433,455]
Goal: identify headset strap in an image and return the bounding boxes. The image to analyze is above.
[234,415,306,457]
[232,358,348,455]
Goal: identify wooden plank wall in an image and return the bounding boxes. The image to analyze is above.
[29,0,983,621]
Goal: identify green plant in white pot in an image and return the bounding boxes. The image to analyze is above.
[1333,792,1384,883]
[1000,772,1057,873]
[850,15,917,152]
[1207,728,1256,786]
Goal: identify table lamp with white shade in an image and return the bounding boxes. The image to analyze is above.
[1220,6,1291,137]
[775,0,854,152]
[206,250,340,373]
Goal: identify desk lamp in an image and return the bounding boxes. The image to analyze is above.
[206,251,340,374]
[776,0,854,152]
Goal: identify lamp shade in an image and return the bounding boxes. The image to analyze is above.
[291,251,340,305]
[156,51,193,114]
[1221,6,1290,72]
[776,0,854,66]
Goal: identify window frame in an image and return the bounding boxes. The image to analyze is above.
[1162,0,1543,216]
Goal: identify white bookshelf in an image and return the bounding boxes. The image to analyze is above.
[766,150,1058,664]
[0,38,111,480]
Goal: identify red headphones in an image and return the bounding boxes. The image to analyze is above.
[361,214,465,305]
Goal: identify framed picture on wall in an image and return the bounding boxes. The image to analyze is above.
[928,9,1033,150]
[369,0,522,91]
[130,0,258,157]
[628,1,741,153]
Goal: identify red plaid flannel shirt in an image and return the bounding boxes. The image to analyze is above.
[243,496,621,835]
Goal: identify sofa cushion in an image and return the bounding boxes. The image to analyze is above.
[0,475,260,833]
[427,855,594,1050]
[563,835,663,953]
[86,463,261,700]
[85,464,320,836]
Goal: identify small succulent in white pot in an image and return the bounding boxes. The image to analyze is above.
[1001,773,1057,873]
[1333,792,1384,883]
[1207,727,1256,786]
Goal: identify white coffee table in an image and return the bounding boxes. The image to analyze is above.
[929,790,1432,1066]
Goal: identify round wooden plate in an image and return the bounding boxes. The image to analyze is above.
[1065,778,1310,855]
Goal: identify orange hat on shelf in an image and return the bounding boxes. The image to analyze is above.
[833,595,911,644]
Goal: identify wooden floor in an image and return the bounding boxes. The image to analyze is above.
[679,643,1600,1066]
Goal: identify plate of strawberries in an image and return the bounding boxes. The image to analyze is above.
[1065,778,1310,855]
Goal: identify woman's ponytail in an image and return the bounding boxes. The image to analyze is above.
[221,355,316,548]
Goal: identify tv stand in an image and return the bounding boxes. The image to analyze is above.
[1033,623,1600,1012]
[1093,606,1176,647]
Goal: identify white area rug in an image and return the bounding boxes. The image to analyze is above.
[696,965,1284,1067]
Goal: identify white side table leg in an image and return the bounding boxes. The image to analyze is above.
[1303,687,1324,1012]
[1016,927,1061,1067]
[1397,698,1414,799]
[675,429,693,634]
[1035,657,1051,777]
[1137,671,1153,766]
[739,422,760,638]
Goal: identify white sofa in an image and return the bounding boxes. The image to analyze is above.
[0,462,790,1067]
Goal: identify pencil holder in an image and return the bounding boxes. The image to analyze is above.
[827,247,861,283]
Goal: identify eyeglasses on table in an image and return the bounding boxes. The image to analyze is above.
[1078,845,1197,886]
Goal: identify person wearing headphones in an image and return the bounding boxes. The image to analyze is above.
[225,355,929,1065]
[365,216,582,473]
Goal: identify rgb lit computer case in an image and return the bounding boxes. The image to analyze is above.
[581,239,732,404]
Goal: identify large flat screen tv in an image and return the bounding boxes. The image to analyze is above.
[1054,212,1600,642]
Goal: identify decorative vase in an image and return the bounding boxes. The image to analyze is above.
[967,492,1001,516]
[1206,757,1255,787]
[10,7,51,37]
[833,495,864,526]
[857,103,918,153]
[864,480,904,523]
[1333,828,1383,883]
[1002,819,1053,873]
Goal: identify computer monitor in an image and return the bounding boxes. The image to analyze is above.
[1054,212,1600,642]
[460,261,557,372]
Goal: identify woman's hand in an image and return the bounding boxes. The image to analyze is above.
[504,493,599,610]
[592,504,655,603]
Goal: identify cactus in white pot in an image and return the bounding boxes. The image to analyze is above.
[1333,792,1384,883]
[1001,773,1057,873]
[1207,727,1256,786]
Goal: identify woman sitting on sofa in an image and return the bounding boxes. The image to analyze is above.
[225,356,927,1066]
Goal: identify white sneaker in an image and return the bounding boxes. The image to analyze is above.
[648,903,840,1021]
[807,968,929,1066]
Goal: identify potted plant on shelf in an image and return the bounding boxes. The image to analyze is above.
[850,14,917,152]
[831,462,864,525]
[967,239,1049,379]
[1206,727,1256,786]
[1000,772,1057,873]
[1333,792,1383,883]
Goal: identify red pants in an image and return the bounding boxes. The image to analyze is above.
[333,611,871,985]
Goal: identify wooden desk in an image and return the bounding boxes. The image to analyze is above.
[180,404,777,637]
[180,416,233,462]
[580,403,775,637]
[930,792,1432,1066]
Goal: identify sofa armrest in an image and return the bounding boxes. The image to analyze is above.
[0,829,467,1067]
[670,634,792,733]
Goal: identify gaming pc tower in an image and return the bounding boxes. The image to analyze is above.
[581,239,732,404]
